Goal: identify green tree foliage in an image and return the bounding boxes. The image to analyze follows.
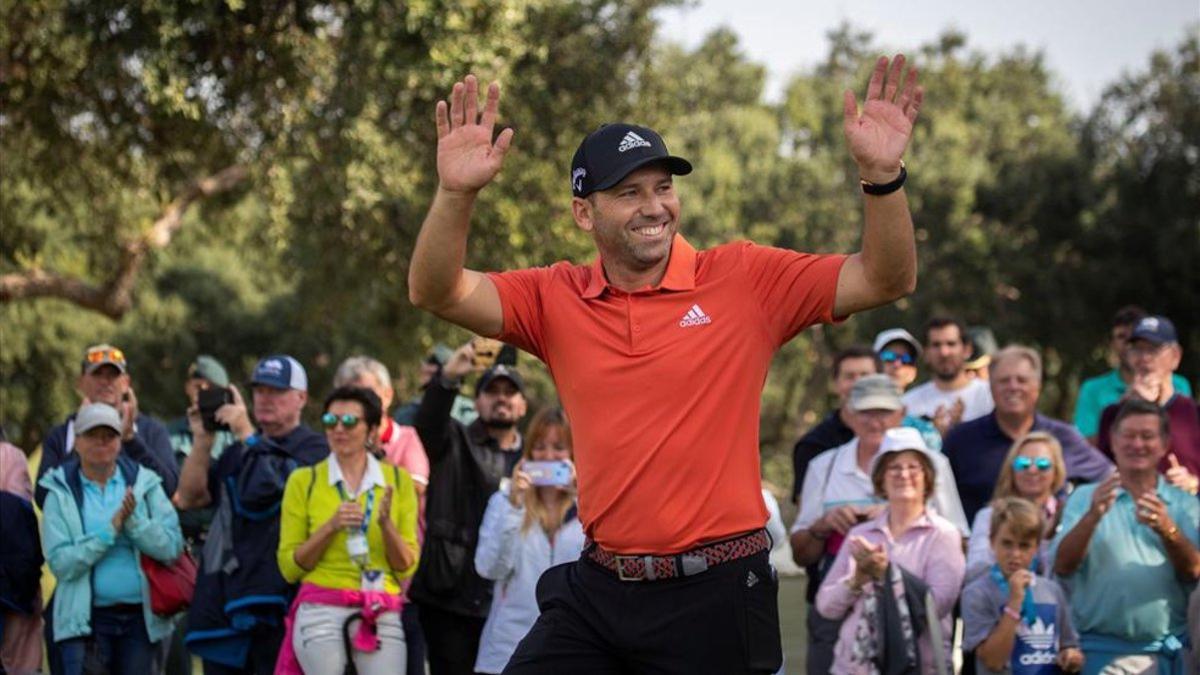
[2,4,1195,499]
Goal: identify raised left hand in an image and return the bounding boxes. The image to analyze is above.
[377,486,394,526]
[1165,454,1198,495]
[1135,492,1173,535]
[120,388,139,442]
[843,54,923,183]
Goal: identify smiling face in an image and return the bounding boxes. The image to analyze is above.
[530,425,571,462]
[1111,412,1168,473]
[990,355,1040,419]
[880,450,929,504]
[573,164,680,279]
[880,341,918,390]
[850,408,905,452]
[1011,440,1056,500]
[324,399,372,458]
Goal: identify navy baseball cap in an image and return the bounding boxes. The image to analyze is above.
[250,355,308,391]
[570,123,692,198]
[476,364,525,396]
[1129,315,1178,344]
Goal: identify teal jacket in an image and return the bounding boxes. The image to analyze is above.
[39,454,184,642]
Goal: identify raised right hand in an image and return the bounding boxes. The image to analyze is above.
[1089,471,1121,519]
[1007,569,1033,603]
[436,75,514,194]
[216,385,254,440]
[818,505,862,535]
[442,342,476,381]
[509,460,532,506]
[328,502,365,531]
[111,488,136,532]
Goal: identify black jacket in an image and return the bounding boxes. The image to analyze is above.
[0,491,42,615]
[409,378,521,617]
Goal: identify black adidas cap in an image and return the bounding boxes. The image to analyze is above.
[570,123,692,198]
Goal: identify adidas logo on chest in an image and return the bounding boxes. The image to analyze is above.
[679,304,713,328]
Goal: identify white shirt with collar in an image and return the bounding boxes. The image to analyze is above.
[791,438,969,536]
[327,452,387,499]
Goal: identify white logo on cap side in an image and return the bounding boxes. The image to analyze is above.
[572,167,587,192]
[617,131,652,153]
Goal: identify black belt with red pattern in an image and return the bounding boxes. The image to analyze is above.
[585,529,770,581]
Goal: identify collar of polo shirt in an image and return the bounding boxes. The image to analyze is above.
[582,234,698,298]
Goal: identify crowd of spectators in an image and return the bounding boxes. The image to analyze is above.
[1,303,1197,675]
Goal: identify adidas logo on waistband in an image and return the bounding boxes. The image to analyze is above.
[679,304,713,327]
[618,131,652,153]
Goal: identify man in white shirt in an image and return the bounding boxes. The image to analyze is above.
[790,375,967,674]
[903,316,994,434]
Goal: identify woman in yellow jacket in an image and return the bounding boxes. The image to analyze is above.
[276,386,420,675]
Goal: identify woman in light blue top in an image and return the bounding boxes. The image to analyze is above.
[39,403,183,675]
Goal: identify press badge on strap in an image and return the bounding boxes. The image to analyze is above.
[361,568,386,592]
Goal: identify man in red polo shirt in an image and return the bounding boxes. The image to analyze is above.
[409,56,923,674]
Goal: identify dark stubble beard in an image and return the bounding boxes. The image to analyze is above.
[482,418,517,430]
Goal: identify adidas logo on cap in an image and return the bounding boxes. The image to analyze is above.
[679,304,713,328]
[617,131,652,153]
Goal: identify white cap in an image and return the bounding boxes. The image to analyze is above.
[868,427,940,479]
[872,328,922,357]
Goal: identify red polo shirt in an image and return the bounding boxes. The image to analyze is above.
[489,235,846,553]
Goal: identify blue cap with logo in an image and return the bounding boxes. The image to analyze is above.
[250,355,308,391]
[1129,315,1178,345]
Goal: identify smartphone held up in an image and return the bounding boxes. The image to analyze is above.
[523,460,573,488]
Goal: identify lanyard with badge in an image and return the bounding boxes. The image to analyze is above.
[336,481,385,592]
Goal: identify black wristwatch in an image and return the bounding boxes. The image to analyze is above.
[860,162,907,196]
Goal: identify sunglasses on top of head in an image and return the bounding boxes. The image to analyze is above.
[86,348,125,363]
[321,413,362,430]
[879,350,916,365]
[1013,456,1053,473]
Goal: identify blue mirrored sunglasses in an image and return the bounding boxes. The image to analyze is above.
[1013,456,1053,472]
[879,350,916,365]
[321,412,361,430]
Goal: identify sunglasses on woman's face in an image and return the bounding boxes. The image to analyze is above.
[1013,456,1053,473]
[321,413,362,430]
[879,350,916,365]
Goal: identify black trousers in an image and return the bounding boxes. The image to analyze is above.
[417,602,486,675]
[402,602,427,675]
[504,551,781,674]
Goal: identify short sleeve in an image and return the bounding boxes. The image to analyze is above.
[1051,580,1080,649]
[737,243,847,345]
[487,268,552,360]
[1073,379,1102,438]
[792,453,831,533]
[961,578,999,652]
[1049,487,1093,578]
[1169,489,1200,548]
